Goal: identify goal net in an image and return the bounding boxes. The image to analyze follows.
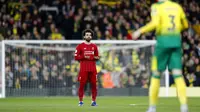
[1,40,161,98]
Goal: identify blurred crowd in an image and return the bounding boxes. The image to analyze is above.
[1,0,200,89]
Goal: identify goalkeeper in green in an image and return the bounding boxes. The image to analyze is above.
[132,0,189,112]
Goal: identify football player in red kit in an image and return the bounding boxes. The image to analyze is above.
[74,29,99,106]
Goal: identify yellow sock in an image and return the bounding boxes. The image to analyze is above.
[174,77,187,105]
[149,77,160,106]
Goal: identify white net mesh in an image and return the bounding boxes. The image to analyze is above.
[3,40,156,97]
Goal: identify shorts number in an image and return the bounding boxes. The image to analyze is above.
[168,15,175,31]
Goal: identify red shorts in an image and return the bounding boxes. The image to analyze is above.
[78,71,97,83]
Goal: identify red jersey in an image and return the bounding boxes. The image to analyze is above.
[74,42,99,72]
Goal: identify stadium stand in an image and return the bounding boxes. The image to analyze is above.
[0,0,199,89]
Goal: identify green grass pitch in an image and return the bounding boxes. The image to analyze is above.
[0,96,199,112]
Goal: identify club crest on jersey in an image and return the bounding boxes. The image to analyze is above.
[92,47,94,50]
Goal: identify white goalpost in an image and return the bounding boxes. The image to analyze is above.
[1,40,198,98]
[0,41,5,98]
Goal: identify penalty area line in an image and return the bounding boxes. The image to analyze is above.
[129,104,137,106]
[129,104,148,106]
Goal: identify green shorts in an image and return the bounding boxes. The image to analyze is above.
[151,47,182,72]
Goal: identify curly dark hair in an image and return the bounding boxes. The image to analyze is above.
[82,29,94,37]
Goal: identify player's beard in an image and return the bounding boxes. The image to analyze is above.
[84,37,91,42]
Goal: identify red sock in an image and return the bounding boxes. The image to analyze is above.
[91,82,97,101]
[79,82,86,102]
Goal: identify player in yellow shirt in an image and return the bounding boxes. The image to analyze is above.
[133,0,189,112]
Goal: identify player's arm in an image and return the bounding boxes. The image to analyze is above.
[180,6,188,30]
[85,44,99,61]
[133,4,159,38]
[74,45,84,61]
[94,45,100,60]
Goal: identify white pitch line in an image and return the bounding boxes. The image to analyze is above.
[129,104,137,106]
[129,103,149,106]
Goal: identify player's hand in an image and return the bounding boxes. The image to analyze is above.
[132,30,141,40]
[84,56,90,59]
[94,56,100,60]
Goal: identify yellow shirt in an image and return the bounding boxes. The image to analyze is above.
[139,0,188,47]
[51,33,63,40]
